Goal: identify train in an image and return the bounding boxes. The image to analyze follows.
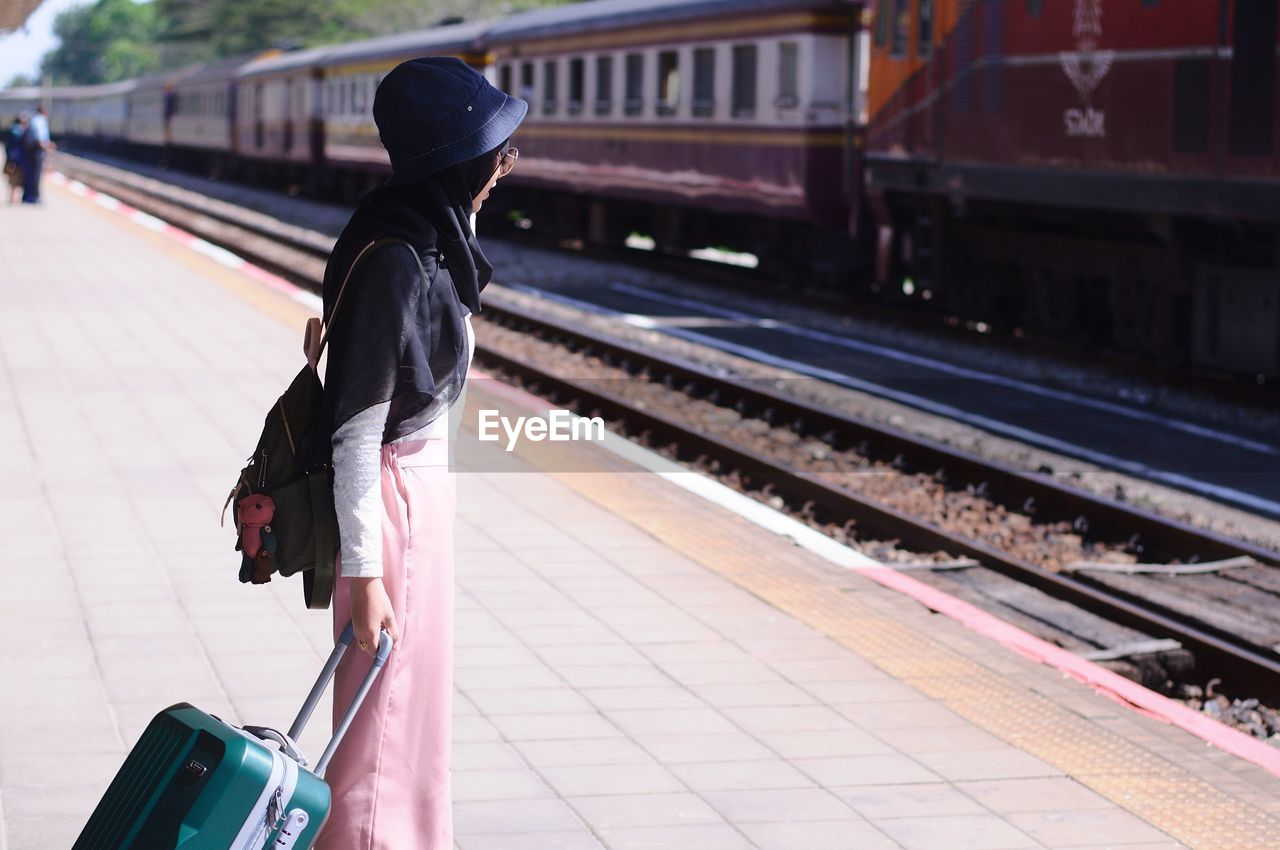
[2,0,1276,380]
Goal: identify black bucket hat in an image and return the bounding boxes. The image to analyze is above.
[374,56,528,186]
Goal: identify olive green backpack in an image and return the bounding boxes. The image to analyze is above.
[225,238,413,609]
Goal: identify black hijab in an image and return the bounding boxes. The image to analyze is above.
[319,142,505,442]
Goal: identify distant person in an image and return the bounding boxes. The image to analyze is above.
[4,115,24,205]
[22,104,54,204]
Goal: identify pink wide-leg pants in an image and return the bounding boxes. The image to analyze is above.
[315,437,455,850]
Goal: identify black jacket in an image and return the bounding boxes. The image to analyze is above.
[320,186,471,445]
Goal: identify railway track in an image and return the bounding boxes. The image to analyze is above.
[55,155,1280,707]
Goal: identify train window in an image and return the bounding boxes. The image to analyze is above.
[357,78,369,114]
[624,53,644,116]
[339,79,347,115]
[520,62,535,105]
[595,55,613,116]
[326,82,335,116]
[1026,0,1042,15]
[778,42,799,108]
[568,58,585,115]
[500,64,512,95]
[889,0,909,58]
[731,44,757,118]
[656,50,679,116]
[874,0,890,46]
[918,0,934,57]
[543,59,559,115]
[692,47,715,118]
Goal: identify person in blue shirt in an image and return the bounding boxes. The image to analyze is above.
[22,104,54,204]
[4,115,24,205]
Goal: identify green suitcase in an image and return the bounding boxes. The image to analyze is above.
[72,622,390,849]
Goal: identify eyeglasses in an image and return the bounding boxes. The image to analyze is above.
[495,147,518,178]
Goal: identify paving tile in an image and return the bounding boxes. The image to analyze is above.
[534,644,654,667]
[957,777,1113,814]
[538,762,686,797]
[871,813,1039,850]
[872,724,1008,754]
[632,733,777,764]
[658,660,787,686]
[667,759,816,792]
[4,815,85,850]
[513,738,655,768]
[792,754,942,787]
[578,685,708,711]
[454,798,586,835]
[452,769,555,801]
[604,707,741,737]
[635,640,756,666]
[701,787,861,823]
[835,782,986,819]
[553,664,675,689]
[738,819,902,850]
[684,681,816,708]
[489,711,622,741]
[837,699,968,729]
[465,687,597,716]
[720,704,854,734]
[567,792,724,829]
[595,824,755,850]
[753,728,893,759]
[457,831,606,850]
[913,750,1064,783]
[454,740,529,771]
[1006,809,1180,848]
[455,664,566,690]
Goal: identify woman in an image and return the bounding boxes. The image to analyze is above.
[4,115,25,205]
[314,57,525,850]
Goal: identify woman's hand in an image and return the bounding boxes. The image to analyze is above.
[350,577,401,657]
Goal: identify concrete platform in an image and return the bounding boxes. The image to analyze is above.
[2,176,1280,850]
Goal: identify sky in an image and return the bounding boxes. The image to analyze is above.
[0,0,93,86]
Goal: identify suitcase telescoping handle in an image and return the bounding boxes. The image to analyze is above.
[286,621,392,778]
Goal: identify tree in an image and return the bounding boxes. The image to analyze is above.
[40,0,160,85]
[5,73,36,89]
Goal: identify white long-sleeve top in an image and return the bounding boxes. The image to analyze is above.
[331,313,474,578]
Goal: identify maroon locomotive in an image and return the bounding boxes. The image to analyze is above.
[863,0,1280,379]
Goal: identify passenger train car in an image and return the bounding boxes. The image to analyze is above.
[864,0,1280,378]
[5,0,1276,378]
[483,0,865,271]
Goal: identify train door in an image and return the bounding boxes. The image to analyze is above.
[253,81,264,150]
[229,80,239,154]
[309,69,325,167]
[283,78,294,154]
[846,6,871,239]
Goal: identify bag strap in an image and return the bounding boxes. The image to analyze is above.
[303,470,336,610]
[307,237,426,370]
